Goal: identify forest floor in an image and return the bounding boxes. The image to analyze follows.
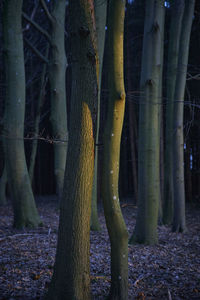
[0,196,199,300]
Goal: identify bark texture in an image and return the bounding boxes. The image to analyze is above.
[49,0,68,198]
[3,0,41,228]
[172,0,195,232]
[163,0,184,225]
[90,0,107,231]
[130,0,165,245]
[101,0,128,299]
[46,1,98,299]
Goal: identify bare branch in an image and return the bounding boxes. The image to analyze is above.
[22,12,51,43]
[24,37,49,64]
[40,0,54,23]
[23,0,39,32]
[187,72,200,81]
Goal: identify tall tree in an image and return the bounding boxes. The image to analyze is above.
[90,0,107,231]
[28,46,49,184]
[101,0,128,298]
[2,0,41,228]
[43,0,68,198]
[172,0,195,232]
[130,0,165,245]
[163,0,185,225]
[0,159,7,205]
[46,0,98,299]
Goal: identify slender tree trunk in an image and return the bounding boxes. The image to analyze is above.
[185,139,192,202]
[29,46,49,184]
[172,0,195,233]
[90,0,107,231]
[2,0,41,228]
[130,0,164,245]
[49,0,68,198]
[0,162,7,206]
[46,1,98,299]
[102,0,128,299]
[158,2,165,224]
[163,0,184,225]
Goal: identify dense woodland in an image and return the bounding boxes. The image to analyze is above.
[0,0,200,299]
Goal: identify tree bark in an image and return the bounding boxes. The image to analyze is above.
[3,0,41,228]
[101,0,128,299]
[49,0,68,198]
[29,46,49,184]
[90,0,107,231]
[163,0,184,225]
[130,0,165,245]
[0,162,7,206]
[46,1,98,299]
[172,0,195,232]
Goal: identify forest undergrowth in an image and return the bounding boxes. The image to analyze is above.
[0,196,199,299]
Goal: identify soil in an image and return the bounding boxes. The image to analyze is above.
[0,196,199,299]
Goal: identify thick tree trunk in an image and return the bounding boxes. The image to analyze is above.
[90,0,107,231]
[46,1,98,299]
[101,0,128,299]
[172,0,195,233]
[163,0,184,225]
[3,0,41,228]
[49,0,68,198]
[130,0,164,245]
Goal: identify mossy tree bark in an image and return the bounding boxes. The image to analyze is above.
[46,1,98,299]
[2,0,41,228]
[49,0,68,198]
[90,0,107,231]
[163,0,184,225]
[101,0,128,299]
[130,0,165,245]
[172,0,195,233]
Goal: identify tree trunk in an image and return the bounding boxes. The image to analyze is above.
[29,46,49,184]
[101,0,128,299]
[172,0,195,233]
[46,1,98,299]
[90,0,107,231]
[130,0,164,245]
[2,0,41,228]
[0,162,7,206]
[158,2,165,224]
[49,0,68,198]
[163,0,184,225]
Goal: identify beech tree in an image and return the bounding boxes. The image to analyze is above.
[2,0,41,228]
[90,0,107,231]
[23,0,68,198]
[172,0,195,232]
[46,0,98,299]
[101,0,128,298]
[130,0,165,245]
[163,0,185,225]
[47,0,68,198]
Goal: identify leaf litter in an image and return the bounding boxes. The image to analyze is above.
[0,196,199,299]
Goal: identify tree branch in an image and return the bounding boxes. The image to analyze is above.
[22,12,51,43]
[40,0,54,23]
[23,0,39,32]
[24,37,49,64]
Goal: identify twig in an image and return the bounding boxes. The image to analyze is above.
[22,12,51,43]
[168,288,172,300]
[40,0,54,23]
[24,37,49,64]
